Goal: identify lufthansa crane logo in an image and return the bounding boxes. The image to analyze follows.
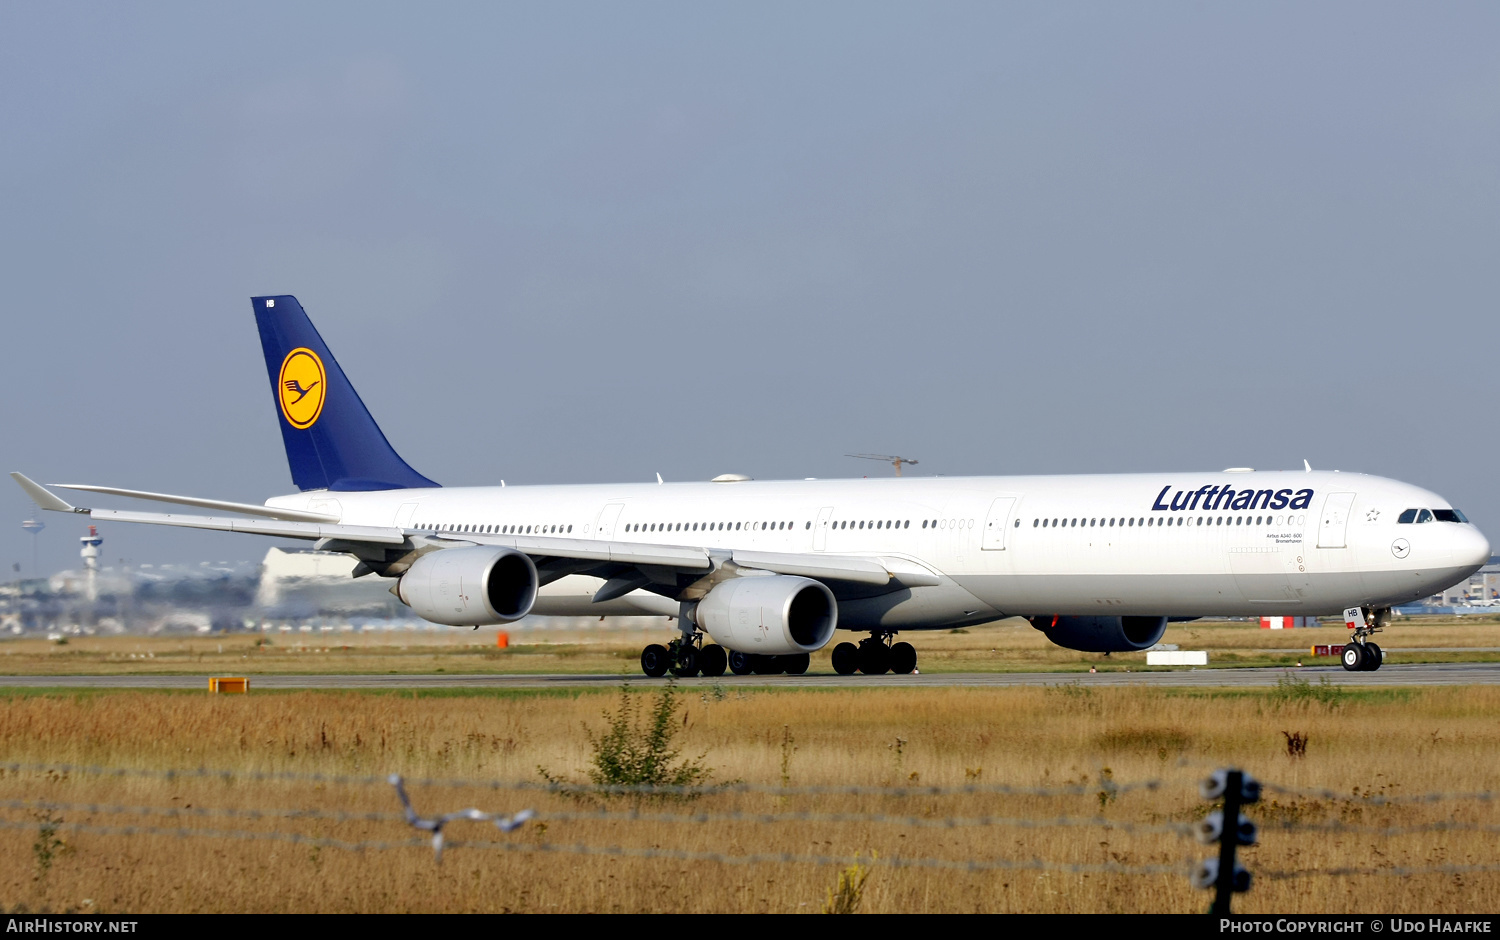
[278,348,326,429]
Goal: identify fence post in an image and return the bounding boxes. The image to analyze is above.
[1212,770,1244,915]
[1194,768,1260,915]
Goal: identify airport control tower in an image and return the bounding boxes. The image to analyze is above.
[80,525,102,602]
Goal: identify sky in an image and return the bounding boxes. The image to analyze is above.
[1,2,1497,575]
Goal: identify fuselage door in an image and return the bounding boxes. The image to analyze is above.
[595,502,625,541]
[981,496,1018,550]
[813,506,834,552]
[1316,492,1356,549]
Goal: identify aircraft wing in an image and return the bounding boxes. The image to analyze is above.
[729,550,938,586]
[11,473,401,543]
[50,483,340,523]
[425,533,938,586]
[12,472,937,590]
[88,509,409,545]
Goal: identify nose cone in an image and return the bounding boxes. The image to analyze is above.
[1455,525,1492,573]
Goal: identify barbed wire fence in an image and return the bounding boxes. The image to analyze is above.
[3,761,1500,912]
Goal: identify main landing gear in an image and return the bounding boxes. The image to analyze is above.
[639,630,916,679]
[728,650,810,676]
[639,634,809,678]
[1341,606,1389,672]
[831,632,918,676]
[640,633,727,678]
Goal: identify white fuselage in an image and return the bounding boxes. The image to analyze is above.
[267,470,1490,632]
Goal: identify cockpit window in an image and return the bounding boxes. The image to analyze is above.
[1398,509,1418,524]
[1433,509,1469,524]
[1417,509,1434,523]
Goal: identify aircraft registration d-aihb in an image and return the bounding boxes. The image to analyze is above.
[13,296,1492,677]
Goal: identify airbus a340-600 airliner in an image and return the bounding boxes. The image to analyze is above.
[13,296,1491,677]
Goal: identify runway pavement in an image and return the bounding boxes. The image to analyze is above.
[1,662,1498,690]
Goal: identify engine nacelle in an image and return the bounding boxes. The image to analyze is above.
[696,575,837,655]
[1028,615,1168,653]
[397,547,538,627]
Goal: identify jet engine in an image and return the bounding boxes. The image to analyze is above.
[695,575,837,655]
[1028,615,1168,653]
[397,546,538,627]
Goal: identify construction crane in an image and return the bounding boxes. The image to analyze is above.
[846,454,919,477]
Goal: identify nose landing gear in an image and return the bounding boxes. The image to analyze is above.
[831,633,918,676]
[1341,606,1388,672]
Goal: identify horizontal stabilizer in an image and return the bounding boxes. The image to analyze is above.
[52,484,339,523]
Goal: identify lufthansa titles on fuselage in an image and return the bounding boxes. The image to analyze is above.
[1151,485,1314,513]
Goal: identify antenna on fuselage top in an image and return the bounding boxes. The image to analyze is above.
[846,454,919,477]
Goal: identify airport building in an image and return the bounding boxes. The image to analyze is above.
[1404,555,1500,615]
[0,537,660,636]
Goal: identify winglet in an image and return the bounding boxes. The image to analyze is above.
[10,473,82,513]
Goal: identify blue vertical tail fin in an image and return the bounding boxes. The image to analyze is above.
[252,295,439,492]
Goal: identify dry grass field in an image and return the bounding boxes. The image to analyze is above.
[4,614,1499,676]
[1,681,1498,913]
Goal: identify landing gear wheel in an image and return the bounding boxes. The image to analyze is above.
[699,644,727,677]
[670,646,699,678]
[1361,642,1382,671]
[889,642,917,675]
[729,650,754,676]
[752,654,784,675]
[858,641,891,675]
[783,653,810,675]
[1341,643,1365,672]
[831,642,858,676]
[641,644,670,678]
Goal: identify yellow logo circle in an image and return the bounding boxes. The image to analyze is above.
[278,348,326,429]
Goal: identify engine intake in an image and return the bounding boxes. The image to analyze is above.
[1028,615,1168,653]
[696,575,837,655]
[397,547,538,626]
